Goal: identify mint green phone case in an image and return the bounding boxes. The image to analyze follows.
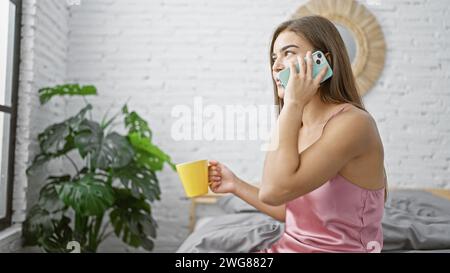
[278,50,333,89]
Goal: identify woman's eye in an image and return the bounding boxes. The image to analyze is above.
[272,51,296,62]
[285,51,295,57]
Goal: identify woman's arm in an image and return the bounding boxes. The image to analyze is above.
[233,177,286,222]
[208,160,285,222]
[260,107,372,206]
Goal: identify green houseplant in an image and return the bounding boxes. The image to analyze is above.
[23,84,175,252]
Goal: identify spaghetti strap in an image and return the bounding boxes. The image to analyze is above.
[322,103,351,130]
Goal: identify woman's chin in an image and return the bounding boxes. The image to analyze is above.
[277,89,284,99]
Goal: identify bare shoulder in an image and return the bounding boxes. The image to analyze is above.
[322,105,380,152]
[326,105,378,137]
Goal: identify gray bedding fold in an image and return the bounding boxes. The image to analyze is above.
[176,213,284,253]
[382,190,450,251]
[177,190,450,253]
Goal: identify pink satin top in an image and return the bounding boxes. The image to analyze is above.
[258,104,385,253]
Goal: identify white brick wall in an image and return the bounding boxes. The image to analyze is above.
[18,0,70,215]
[365,0,450,189]
[0,0,70,252]
[2,0,450,252]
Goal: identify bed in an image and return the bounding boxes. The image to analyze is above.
[177,189,450,253]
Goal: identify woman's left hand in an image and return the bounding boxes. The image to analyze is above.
[284,51,328,107]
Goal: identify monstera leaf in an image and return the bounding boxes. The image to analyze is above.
[27,105,92,174]
[74,120,134,170]
[122,105,152,140]
[38,216,74,253]
[128,132,175,171]
[38,122,72,155]
[24,211,73,253]
[66,104,93,130]
[54,174,115,216]
[23,205,64,246]
[122,106,174,170]
[110,188,157,251]
[113,163,160,201]
[39,84,97,104]
[37,176,70,213]
[74,119,102,158]
[37,104,92,154]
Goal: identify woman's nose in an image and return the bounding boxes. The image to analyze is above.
[272,60,284,73]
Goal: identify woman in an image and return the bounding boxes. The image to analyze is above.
[208,16,387,253]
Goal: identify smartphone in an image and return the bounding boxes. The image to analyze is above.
[278,50,333,89]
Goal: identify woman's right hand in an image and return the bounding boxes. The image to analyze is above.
[208,160,239,194]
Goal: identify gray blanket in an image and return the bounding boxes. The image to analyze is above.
[382,190,450,251]
[177,190,450,253]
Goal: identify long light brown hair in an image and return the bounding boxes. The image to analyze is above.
[269,15,365,112]
[269,16,388,201]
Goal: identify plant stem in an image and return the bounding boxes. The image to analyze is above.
[87,153,91,172]
[82,96,93,120]
[101,103,113,127]
[102,105,122,130]
[99,223,112,242]
[74,212,88,251]
[91,213,104,251]
[101,231,114,242]
[64,154,79,174]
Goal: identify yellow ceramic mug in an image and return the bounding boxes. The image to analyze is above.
[176,159,209,198]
